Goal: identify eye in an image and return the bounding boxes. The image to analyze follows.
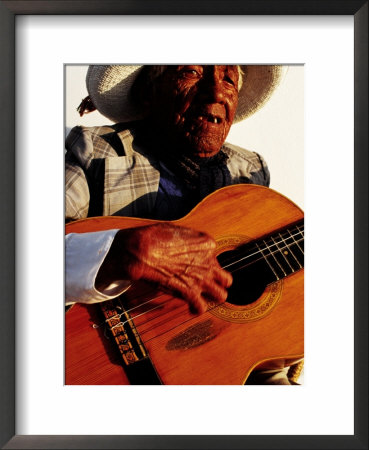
[224,75,236,86]
[180,69,201,79]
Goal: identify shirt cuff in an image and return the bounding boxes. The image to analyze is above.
[65,229,131,305]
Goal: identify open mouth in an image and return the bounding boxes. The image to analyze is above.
[194,114,223,124]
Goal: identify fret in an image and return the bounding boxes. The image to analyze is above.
[253,221,304,280]
[296,224,305,250]
[278,232,302,270]
[262,238,288,278]
[285,226,304,267]
[218,220,304,283]
[288,226,304,253]
[270,235,296,275]
[255,242,281,281]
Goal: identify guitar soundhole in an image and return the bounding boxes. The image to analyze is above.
[217,248,275,306]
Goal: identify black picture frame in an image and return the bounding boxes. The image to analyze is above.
[0,1,367,449]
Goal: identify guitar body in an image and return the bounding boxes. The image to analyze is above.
[65,184,304,385]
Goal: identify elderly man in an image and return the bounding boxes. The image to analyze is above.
[66,65,294,384]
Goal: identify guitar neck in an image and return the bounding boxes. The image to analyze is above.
[218,219,304,284]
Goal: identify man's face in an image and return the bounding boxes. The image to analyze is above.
[149,65,239,158]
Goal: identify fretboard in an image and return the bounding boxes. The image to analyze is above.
[219,220,304,283]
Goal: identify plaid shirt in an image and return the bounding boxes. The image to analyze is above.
[65,123,270,221]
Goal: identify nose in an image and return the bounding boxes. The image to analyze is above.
[199,70,225,104]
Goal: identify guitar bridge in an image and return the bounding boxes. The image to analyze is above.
[100,298,148,366]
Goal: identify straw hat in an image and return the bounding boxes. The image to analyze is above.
[83,65,283,124]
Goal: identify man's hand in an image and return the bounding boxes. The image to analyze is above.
[95,223,232,314]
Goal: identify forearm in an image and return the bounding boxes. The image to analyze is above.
[65,230,131,305]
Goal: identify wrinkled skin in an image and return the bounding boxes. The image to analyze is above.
[96,223,232,314]
[148,65,239,157]
[96,66,238,313]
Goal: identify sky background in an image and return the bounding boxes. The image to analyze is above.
[65,65,304,208]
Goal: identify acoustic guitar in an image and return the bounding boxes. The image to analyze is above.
[65,184,304,385]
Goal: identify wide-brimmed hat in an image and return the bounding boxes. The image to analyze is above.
[83,65,283,124]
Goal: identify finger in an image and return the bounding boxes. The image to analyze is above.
[201,278,229,304]
[213,266,233,288]
[171,268,228,310]
[165,264,230,303]
[187,293,209,315]
[164,279,208,315]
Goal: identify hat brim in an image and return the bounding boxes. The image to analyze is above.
[86,64,283,124]
[235,65,283,123]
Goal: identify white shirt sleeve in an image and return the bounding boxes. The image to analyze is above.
[65,230,131,305]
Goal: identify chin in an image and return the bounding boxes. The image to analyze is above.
[182,135,225,158]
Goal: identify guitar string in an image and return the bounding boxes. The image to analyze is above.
[221,225,304,269]
[93,229,303,329]
[137,235,306,345]
[101,297,187,333]
[92,292,170,329]
[96,229,304,331]
[111,236,305,339]
[120,303,189,337]
[99,234,304,339]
